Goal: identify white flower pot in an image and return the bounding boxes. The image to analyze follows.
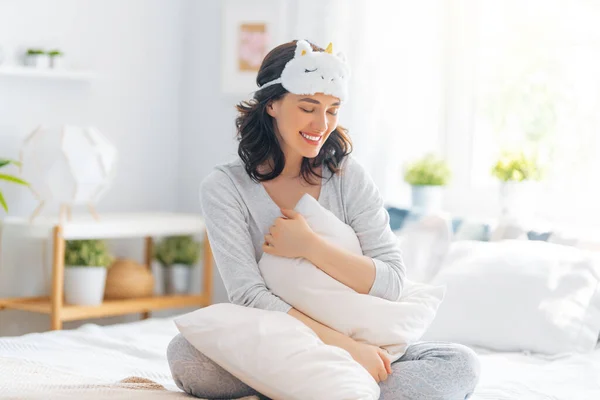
[163,264,192,295]
[64,266,107,306]
[411,185,443,214]
[25,54,51,68]
[50,56,65,69]
[499,181,539,220]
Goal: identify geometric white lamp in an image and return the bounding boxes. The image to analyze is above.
[19,125,118,222]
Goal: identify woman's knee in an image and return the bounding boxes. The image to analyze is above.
[448,343,481,395]
[166,333,201,393]
[166,333,259,398]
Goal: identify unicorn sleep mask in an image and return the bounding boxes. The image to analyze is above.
[258,40,351,101]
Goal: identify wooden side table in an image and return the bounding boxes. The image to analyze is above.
[0,212,213,330]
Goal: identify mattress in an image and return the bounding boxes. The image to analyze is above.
[1,315,599,400]
[471,344,600,399]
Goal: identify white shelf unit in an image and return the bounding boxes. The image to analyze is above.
[0,66,95,81]
[0,212,214,330]
[2,212,208,240]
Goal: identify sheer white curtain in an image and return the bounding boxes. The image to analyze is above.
[291,0,600,228]
[442,0,600,226]
[290,0,446,207]
[468,0,600,226]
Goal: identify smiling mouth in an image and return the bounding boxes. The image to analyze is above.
[300,131,322,143]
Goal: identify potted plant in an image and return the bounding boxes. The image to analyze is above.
[403,153,451,213]
[47,49,64,69]
[491,149,543,219]
[25,48,50,68]
[64,239,114,305]
[0,158,29,213]
[154,235,202,295]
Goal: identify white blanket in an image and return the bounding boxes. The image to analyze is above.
[1,315,599,399]
[0,316,254,400]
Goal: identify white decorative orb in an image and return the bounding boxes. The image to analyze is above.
[20,125,118,208]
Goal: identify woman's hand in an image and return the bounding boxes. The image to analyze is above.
[347,341,393,383]
[263,209,315,258]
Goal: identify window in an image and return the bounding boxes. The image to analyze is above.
[447,0,600,226]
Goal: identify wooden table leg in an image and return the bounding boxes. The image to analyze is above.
[51,225,65,330]
[141,236,153,320]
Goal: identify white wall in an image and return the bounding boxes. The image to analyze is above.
[0,0,192,336]
[176,0,242,309]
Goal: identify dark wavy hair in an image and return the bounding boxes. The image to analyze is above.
[235,40,353,184]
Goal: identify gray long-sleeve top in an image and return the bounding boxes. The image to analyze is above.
[199,155,406,313]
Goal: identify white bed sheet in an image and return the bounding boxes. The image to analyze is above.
[470,343,600,400]
[0,315,190,398]
[1,315,599,399]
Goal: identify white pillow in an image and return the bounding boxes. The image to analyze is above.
[259,194,446,362]
[174,303,380,400]
[422,240,600,354]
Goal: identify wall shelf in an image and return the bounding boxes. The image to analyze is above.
[0,66,95,81]
[0,294,210,322]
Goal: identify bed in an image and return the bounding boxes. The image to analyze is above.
[1,313,599,400]
[3,213,600,399]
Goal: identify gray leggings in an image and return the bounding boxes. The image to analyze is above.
[167,333,480,400]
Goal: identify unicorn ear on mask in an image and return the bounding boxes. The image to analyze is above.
[258,39,351,101]
[295,40,312,57]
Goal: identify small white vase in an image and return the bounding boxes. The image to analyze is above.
[64,266,107,306]
[411,185,443,214]
[499,181,538,220]
[25,54,51,68]
[50,56,64,69]
[164,264,192,295]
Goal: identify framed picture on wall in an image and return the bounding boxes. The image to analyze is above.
[221,0,290,95]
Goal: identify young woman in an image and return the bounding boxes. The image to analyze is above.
[167,40,480,400]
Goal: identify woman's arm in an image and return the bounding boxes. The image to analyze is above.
[200,169,292,312]
[304,234,376,295]
[287,307,355,352]
[288,307,392,383]
[307,156,406,301]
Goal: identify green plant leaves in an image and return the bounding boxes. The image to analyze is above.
[65,240,114,268]
[154,235,202,267]
[0,174,28,186]
[0,159,21,169]
[0,191,7,212]
[491,150,542,182]
[403,153,451,186]
[0,159,28,213]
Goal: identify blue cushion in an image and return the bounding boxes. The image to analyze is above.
[385,207,410,231]
[451,218,463,234]
[527,231,552,241]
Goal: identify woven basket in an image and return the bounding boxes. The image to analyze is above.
[104,258,154,300]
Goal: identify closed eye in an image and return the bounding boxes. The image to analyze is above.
[304,68,317,73]
[300,108,339,116]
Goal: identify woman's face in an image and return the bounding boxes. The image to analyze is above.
[267,92,341,160]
